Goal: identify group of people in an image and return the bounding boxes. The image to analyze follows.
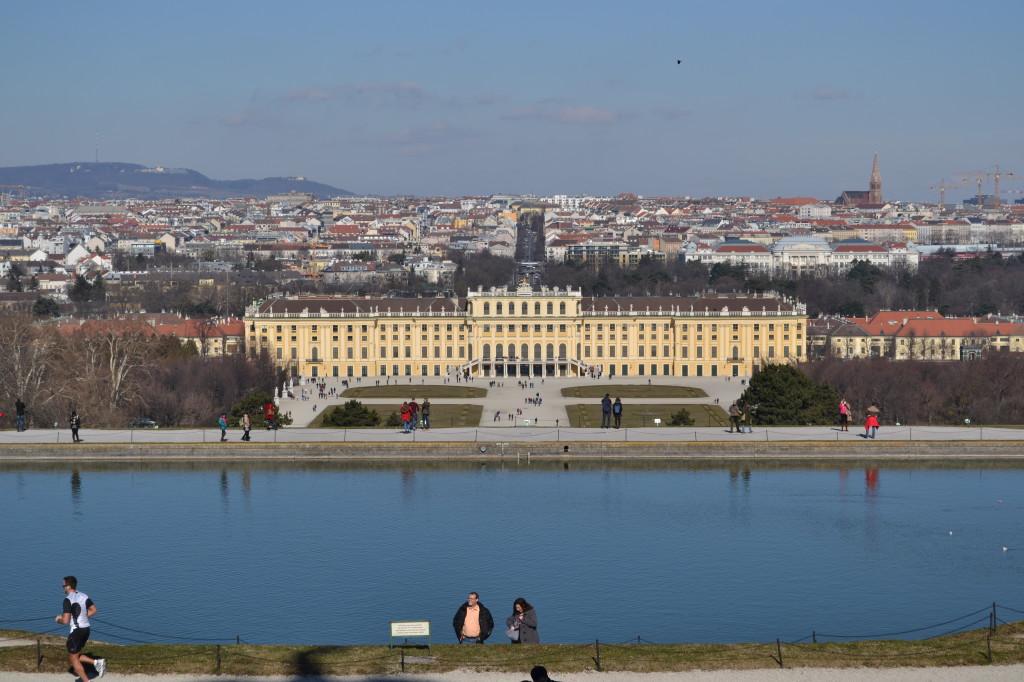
[398,398,431,433]
[453,593,563,680]
[599,393,623,428]
[727,401,754,433]
[453,591,540,645]
[52,579,563,681]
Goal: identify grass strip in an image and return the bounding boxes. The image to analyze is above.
[4,621,1024,676]
[561,384,708,399]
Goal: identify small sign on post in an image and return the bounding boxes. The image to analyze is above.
[390,620,431,650]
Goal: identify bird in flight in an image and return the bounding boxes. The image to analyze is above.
[676,59,683,64]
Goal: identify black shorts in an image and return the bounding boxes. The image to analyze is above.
[840,413,849,424]
[66,627,90,654]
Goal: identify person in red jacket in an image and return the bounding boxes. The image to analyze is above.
[264,401,276,430]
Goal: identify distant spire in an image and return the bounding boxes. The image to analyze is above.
[869,153,882,204]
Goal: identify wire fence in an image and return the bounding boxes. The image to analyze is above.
[5,602,1024,675]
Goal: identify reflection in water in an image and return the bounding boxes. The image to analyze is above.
[70,470,81,505]
[865,468,879,495]
[242,469,251,497]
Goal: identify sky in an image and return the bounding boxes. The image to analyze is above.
[4,0,1022,202]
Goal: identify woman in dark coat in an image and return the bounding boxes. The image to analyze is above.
[506,597,539,644]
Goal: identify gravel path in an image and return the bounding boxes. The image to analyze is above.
[3,667,1024,682]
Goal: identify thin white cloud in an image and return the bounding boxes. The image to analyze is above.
[377,121,481,157]
[651,106,692,120]
[219,110,282,129]
[503,106,632,125]
[279,81,431,108]
[812,85,853,100]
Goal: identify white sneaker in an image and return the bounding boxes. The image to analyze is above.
[95,659,106,678]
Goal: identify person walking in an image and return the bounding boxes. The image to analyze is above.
[600,393,612,428]
[218,413,228,442]
[15,396,26,432]
[420,398,431,430]
[741,402,753,433]
[839,398,850,432]
[505,597,539,644]
[69,411,81,444]
[264,401,276,430]
[728,401,742,433]
[241,412,251,441]
[453,591,493,644]
[56,576,106,680]
[612,397,623,428]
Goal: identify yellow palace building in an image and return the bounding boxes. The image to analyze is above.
[244,283,807,380]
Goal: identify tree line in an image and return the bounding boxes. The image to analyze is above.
[0,315,278,430]
[800,354,1024,426]
[542,250,1024,318]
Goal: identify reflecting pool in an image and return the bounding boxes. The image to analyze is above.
[3,460,1022,645]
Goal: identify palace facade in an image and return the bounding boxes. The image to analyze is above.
[244,285,808,380]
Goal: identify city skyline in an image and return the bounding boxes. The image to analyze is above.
[4,0,1021,202]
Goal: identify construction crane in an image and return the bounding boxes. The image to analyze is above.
[928,180,972,210]
[958,166,1016,208]
[0,184,25,203]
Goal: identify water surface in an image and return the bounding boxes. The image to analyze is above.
[3,460,1022,645]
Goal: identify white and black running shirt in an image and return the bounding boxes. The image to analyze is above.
[63,591,94,632]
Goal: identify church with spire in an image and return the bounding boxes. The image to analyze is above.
[836,154,884,207]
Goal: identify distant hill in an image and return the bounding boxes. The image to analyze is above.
[0,162,354,200]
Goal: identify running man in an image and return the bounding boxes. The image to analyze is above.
[56,576,106,679]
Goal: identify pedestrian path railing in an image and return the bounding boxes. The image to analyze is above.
[2,424,1024,445]
[3,602,1024,674]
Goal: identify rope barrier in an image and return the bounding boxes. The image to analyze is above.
[91,617,236,643]
[5,602,1023,673]
[0,617,55,624]
[996,603,1024,616]
[924,615,993,640]
[815,605,991,639]
[786,634,990,660]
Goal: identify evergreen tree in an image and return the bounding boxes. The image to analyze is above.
[321,400,381,428]
[668,407,694,426]
[32,296,59,317]
[740,364,839,425]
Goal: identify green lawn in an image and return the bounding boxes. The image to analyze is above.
[309,402,483,429]
[567,403,729,428]
[562,384,708,399]
[342,385,486,399]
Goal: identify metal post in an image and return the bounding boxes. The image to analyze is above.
[216,644,221,672]
[776,638,783,668]
[595,639,601,671]
[812,631,817,643]
[36,638,41,668]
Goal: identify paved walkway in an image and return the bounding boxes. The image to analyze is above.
[0,376,1020,446]
[279,373,744,429]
